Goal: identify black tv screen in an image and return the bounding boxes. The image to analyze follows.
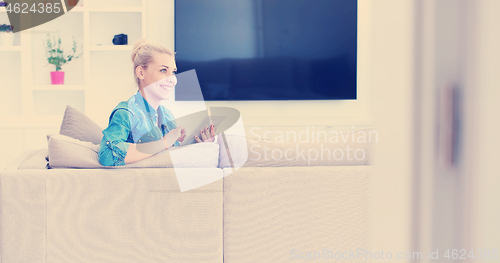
[175,0,357,101]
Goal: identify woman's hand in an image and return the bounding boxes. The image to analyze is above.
[195,124,216,143]
[164,125,185,148]
[177,126,186,142]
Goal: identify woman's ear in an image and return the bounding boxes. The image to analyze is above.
[135,66,145,80]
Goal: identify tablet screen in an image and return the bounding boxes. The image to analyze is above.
[177,115,226,146]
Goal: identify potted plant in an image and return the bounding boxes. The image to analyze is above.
[43,31,82,85]
[0,24,15,46]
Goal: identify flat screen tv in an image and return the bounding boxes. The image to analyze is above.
[175,0,357,101]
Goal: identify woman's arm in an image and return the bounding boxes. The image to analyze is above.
[99,108,184,166]
[124,141,161,164]
[99,109,132,166]
[124,127,182,164]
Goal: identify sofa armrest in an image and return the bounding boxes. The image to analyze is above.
[1,169,46,263]
[44,168,223,262]
[2,149,40,172]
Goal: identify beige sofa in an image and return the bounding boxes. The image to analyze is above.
[0,131,372,262]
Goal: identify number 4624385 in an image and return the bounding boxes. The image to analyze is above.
[6,2,62,14]
[443,249,498,260]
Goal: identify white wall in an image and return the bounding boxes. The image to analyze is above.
[368,0,414,261]
[469,0,500,260]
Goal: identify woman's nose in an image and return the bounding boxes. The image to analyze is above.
[169,74,177,84]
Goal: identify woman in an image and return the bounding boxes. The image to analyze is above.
[98,39,216,166]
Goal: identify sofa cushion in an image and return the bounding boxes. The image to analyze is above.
[59,105,103,145]
[46,105,103,161]
[222,166,371,262]
[218,128,374,168]
[48,133,219,169]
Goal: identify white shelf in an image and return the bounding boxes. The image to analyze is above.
[0,46,21,51]
[0,0,147,122]
[33,90,85,115]
[31,85,86,91]
[0,116,63,128]
[89,12,143,47]
[65,6,143,13]
[90,45,132,51]
[89,6,143,12]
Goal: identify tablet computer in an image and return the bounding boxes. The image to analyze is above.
[167,112,226,147]
[180,115,226,146]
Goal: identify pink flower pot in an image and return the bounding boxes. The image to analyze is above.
[51,71,65,85]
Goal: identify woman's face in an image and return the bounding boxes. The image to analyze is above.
[139,51,177,102]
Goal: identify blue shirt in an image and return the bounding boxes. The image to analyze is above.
[98,90,180,166]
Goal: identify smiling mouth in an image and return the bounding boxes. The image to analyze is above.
[160,85,173,90]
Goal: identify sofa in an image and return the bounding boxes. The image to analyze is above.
[0,107,373,263]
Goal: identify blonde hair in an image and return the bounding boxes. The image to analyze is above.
[131,39,175,88]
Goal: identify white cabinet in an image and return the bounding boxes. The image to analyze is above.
[0,0,148,127]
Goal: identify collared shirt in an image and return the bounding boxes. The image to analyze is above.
[98,90,180,166]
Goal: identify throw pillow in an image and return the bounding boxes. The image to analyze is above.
[47,133,220,169]
[46,105,103,161]
[59,105,103,145]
